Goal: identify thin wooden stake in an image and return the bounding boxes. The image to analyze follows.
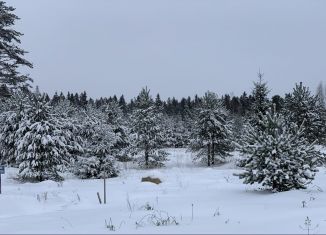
[104,178,107,204]
[191,203,194,221]
[97,192,102,204]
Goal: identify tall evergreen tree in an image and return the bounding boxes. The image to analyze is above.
[130,87,168,168]
[51,92,60,105]
[239,92,250,116]
[189,91,233,166]
[103,101,130,161]
[79,91,88,108]
[284,82,326,144]
[316,81,325,108]
[155,93,163,109]
[251,71,269,116]
[0,1,33,91]
[118,95,127,114]
[249,71,270,130]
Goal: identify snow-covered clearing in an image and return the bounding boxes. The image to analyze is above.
[1,148,326,234]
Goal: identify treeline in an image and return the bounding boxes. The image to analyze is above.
[46,84,290,119]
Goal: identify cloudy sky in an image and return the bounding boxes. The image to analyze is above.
[10,0,326,100]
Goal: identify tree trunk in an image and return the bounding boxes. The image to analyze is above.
[145,147,149,168]
[211,142,215,165]
[39,157,43,182]
[207,143,211,167]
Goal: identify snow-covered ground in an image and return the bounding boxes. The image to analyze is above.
[1,148,326,234]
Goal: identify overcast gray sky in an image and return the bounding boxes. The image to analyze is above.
[10,0,326,100]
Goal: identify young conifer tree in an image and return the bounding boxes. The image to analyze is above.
[130,87,168,168]
[103,101,130,161]
[250,70,270,129]
[236,106,324,192]
[74,104,119,179]
[16,95,81,181]
[284,82,326,144]
[189,91,233,166]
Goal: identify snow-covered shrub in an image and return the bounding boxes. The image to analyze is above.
[235,106,324,192]
[74,155,118,179]
[140,202,154,211]
[135,210,179,228]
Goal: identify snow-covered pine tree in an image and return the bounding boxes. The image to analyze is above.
[316,82,325,108]
[0,1,33,92]
[231,115,246,144]
[74,122,119,179]
[74,104,119,179]
[51,99,84,168]
[130,87,168,168]
[189,91,233,166]
[316,83,326,145]
[161,115,189,148]
[251,71,270,116]
[284,82,326,144]
[249,71,270,129]
[16,95,81,182]
[0,110,20,166]
[235,106,324,192]
[0,91,30,166]
[102,100,131,161]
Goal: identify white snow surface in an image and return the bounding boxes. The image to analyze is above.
[0,148,326,234]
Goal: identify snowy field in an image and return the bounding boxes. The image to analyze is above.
[1,148,326,234]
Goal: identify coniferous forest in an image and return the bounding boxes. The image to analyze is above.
[1,0,326,192]
[1,1,326,233]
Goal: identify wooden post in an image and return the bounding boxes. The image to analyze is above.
[97,192,102,204]
[191,203,194,221]
[104,178,107,204]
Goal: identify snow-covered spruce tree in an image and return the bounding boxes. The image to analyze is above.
[249,71,270,129]
[284,82,326,144]
[0,110,21,166]
[230,115,246,144]
[52,99,79,118]
[161,115,190,148]
[316,82,325,108]
[51,99,84,168]
[74,104,119,179]
[235,106,324,192]
[15,95,81,182]
[188,91,233,166]
[251,71,269,115]
[0,91,30,166]
[0,1,33,92]
[102,101,131,161]
[130,87,168,168]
